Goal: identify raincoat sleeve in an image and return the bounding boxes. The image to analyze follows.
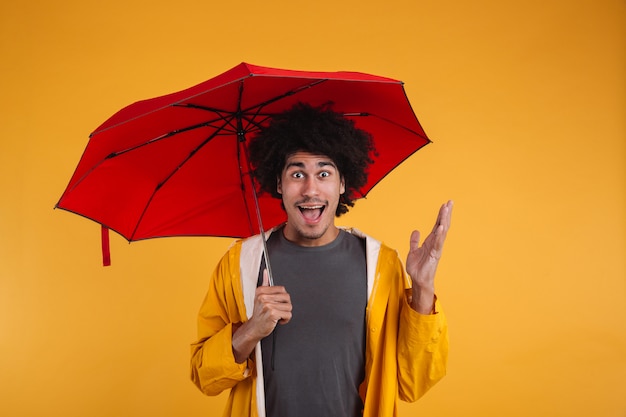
[364,242,448,415]
[397,294,448,402]
[190,242,253,396]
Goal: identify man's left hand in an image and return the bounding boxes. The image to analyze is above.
[406,200,453,314]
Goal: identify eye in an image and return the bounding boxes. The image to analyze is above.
[292,172,304,179]
[319,171,330,178]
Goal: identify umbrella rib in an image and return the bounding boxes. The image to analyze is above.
[346,112,431,141]
[63,117,233,198]
[175,103,267,136]
[178,78,329,116]
[245,78,328,113]
[236,78,330,130]
[112,118,233,158]
[175,79,330,136]
[238,110,271,134]
[173,103,245,137]
[129,117,234,241]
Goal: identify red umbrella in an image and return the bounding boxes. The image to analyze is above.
[56,62,431,266]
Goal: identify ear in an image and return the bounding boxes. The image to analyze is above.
[277,177,282,194]
[340,176,345,195]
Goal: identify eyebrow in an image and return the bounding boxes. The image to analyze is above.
[284,160,337,170]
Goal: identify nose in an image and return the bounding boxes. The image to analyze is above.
[301,176,319,197]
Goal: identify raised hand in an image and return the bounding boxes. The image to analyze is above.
[405,201,453,314]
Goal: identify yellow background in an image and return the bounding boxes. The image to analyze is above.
[1,0,624,416]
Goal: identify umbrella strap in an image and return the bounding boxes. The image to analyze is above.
[101,225,111,266]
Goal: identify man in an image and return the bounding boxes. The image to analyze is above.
[190,103,452,417]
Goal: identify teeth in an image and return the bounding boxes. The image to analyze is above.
[300,205,323,209]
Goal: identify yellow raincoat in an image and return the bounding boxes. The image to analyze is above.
[191,228,448,417]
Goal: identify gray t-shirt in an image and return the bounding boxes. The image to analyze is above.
[259,229,367,417]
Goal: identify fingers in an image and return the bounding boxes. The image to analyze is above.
[259,295,292,328]
[410,201,453,255]
[441,200,453,230]
[256,287,291,305]
[409,230,421,252]
[431,200,452,233]
[254,282,292,331]
[433,200,453,251]
[262,269,270,286]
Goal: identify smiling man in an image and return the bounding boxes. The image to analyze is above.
[190,103,452,417]
[278,152,344,245]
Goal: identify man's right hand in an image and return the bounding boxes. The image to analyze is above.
[231,270,292,363]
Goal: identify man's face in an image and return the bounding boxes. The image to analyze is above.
[277,151,345,247]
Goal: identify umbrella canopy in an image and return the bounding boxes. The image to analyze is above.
[56,62,430,258]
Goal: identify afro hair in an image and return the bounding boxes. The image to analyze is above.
[248,103,376,216]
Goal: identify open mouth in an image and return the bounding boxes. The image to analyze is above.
[298,204,325,222]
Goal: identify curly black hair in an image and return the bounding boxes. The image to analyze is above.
[248,102,376,216]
